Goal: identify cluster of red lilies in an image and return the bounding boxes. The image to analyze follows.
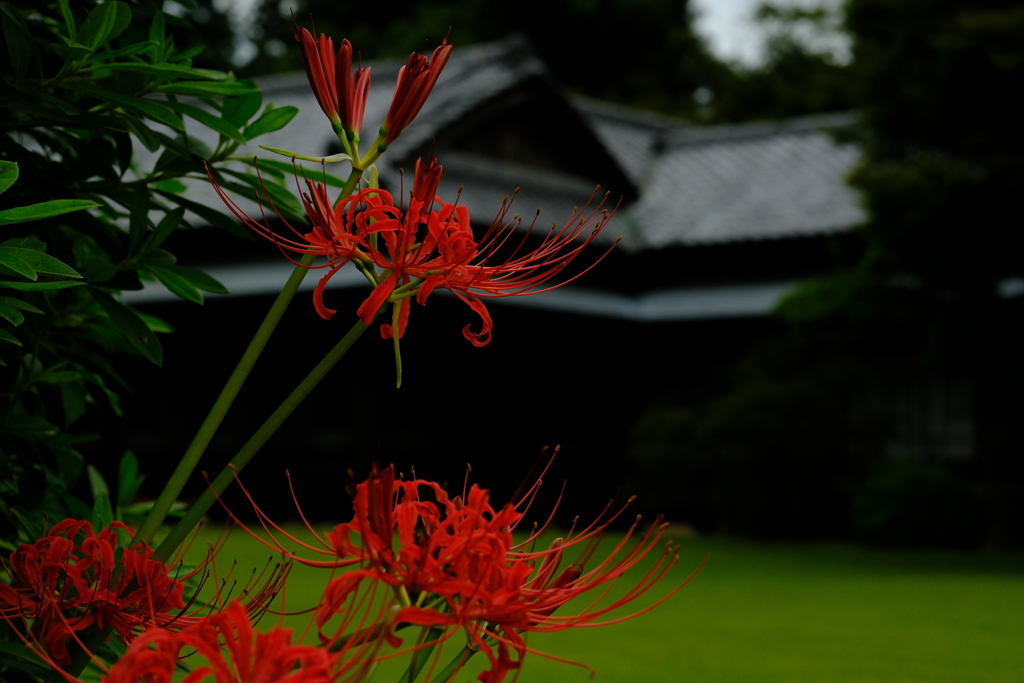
[225,461,693,683]
[0,519,286,677]
[209,156,615,349]
[0,464,694,683]
[0,520,188,668]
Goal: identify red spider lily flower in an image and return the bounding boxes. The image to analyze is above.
[204,163,375,320]
[0,519,189,668]
[214,459,698,683]
[413,189,618,346]
[206,157,616,348]
[102,601,357,683]
[0,519,289,674]
[380,38,453,148]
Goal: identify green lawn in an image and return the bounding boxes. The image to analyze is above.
[182,526,1024,683]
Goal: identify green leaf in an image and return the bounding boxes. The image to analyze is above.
[153,129,211,164]
[145,264,202,304]
[162,100,245,142]
[91,290,163,365]
[0,295,43,314]
[56,0,76,41]
[0,639,50,676]
[142,207,185,252]
[149,11,165,51]
[174,266,229,294]
[0,159,17,195]
[0,247,82,279]
[34,90,81,116]
[117,451,144,508]
[223,88,262,127]
[0,280,84,290]
[0,199,101,226]
[244,106,300,140]
[158,190,254,241]
[109,2,132,45]
[0,327,21,346]
[92,491,114,530]
[153,179,187,194]
[103,62,228,80]
[0,303,24,325]
[140,247,175,266]
[1,8,32,82]
[61,380,87,427]
[247,157,351,190]
[2,236,45,251]
[84,256,116,283]
[0,280,85,291]
[57,35,92,62]
[128,185,150,255]
[87,464,110,500]
[135,310,173,334]
[156,80,258,97]
[171,44,204,62]
[120,113,162,153]
[0,248,36,280]
[97,40,159,60]
[78,1,118,50]
[72,84,185,131]
[113,130,132,176]
[81,368,122,416]
[220,168,304,218]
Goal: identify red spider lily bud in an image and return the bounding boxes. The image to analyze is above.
[411,156,443,209]
[336,38,371,137]
[529,538,565,589]
[294,23,339,124]
[363,464,396,556]
[550,564,583,590]
[381,37,453,147]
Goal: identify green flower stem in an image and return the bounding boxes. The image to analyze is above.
[152,310,380,563]
[391,301,403,388]
[400,627,446,683]
[133,252,315,547]
[137,168,366,548]
[426,645,477,683]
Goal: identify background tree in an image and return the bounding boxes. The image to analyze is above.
[629,0,1024,546]
[0,0,299,555]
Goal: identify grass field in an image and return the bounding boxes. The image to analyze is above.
[183,526,1024,683]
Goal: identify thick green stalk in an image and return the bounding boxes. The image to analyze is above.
[426,645,476,683]
[137,167,364,548]
[152,312,377,563]
[400,627,445,683]
[133,253,315,547]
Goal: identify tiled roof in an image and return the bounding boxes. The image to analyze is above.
[178,36,864,255]
[633,113,865,247]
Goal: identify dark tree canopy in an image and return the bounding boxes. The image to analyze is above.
[174,0,855,123]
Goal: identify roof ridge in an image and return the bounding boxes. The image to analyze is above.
[571,95,685,130]
[666,111,857,148]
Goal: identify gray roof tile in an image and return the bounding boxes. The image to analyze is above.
[182,38,864,252]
